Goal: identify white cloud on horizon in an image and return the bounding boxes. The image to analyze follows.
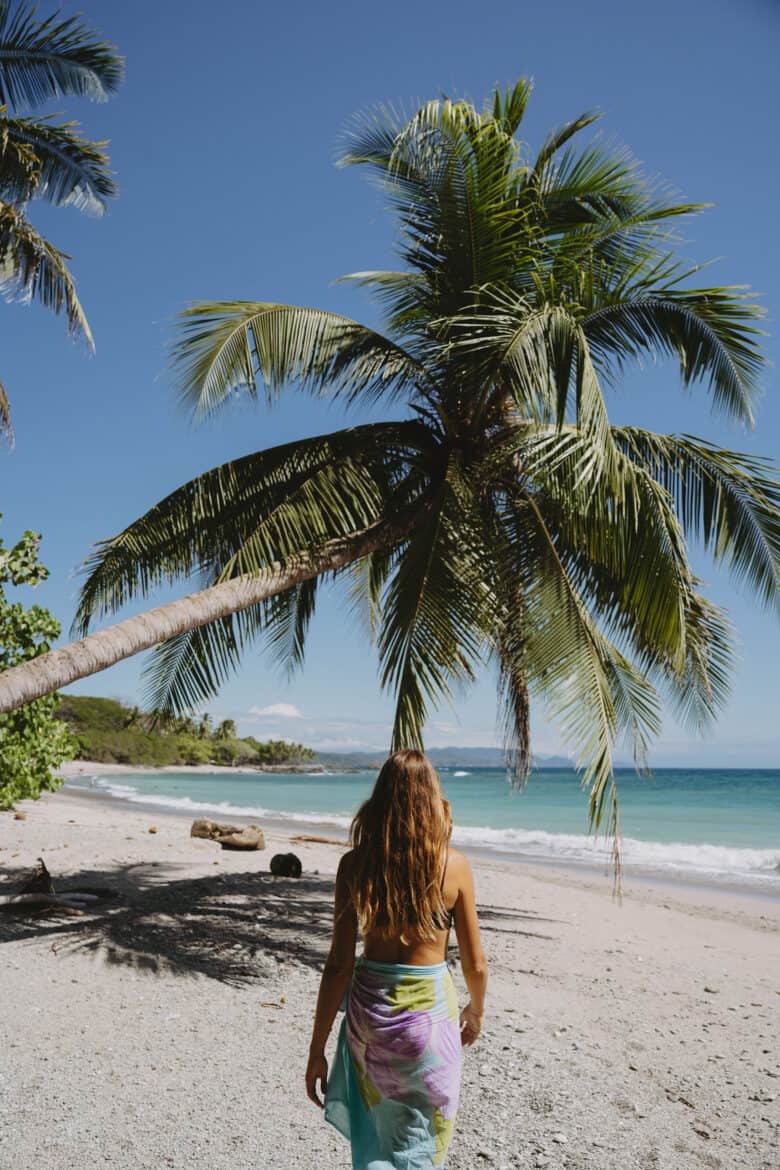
[249,703,304,720]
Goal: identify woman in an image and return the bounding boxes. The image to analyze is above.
[306,749,488,1168]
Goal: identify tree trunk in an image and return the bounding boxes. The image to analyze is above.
[0,514,410,713]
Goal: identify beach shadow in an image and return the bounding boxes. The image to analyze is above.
[0,866,563,986]
[475,901,561,940]
[0,861,335,986]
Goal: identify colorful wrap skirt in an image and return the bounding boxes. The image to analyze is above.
[325,958,462,1169]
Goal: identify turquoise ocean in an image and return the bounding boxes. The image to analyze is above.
[67,766,780,891]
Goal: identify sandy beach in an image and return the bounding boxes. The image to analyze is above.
[1,786,777,1170]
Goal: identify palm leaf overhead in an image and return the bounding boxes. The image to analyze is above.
[0,114,116,212]
[0,1,122,440]
[0,201,91,340]
[0,1,122,107]
[1,81,776,870]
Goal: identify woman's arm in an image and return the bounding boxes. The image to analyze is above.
[306,852,358,1107]
[452,852,488,1046]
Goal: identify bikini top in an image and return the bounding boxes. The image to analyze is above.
[433,851,455,932]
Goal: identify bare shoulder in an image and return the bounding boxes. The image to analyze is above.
[447,848,473,882]
[337,848,356,878]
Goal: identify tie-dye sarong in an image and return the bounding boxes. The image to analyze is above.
[325,958,462,1169]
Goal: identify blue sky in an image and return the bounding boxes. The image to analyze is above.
[1,0,778,765]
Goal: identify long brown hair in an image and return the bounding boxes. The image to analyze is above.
[349,749,452,942]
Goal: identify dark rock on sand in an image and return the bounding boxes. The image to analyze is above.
[270,852,302,877]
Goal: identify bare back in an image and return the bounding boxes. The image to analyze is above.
[348,848,481,968]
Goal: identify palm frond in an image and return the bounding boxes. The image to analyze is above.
[496,619,531,785]
[143,574,322,715]
[263,577,319,678]
[614,428,780,607]
[0,201,91,343]
[582,284,765,426]
[379,472,489,749]
[341,97,528,303]
[345,545,396,643]
[506,491,662,849]
[142,605,265,715]
[0,2,123,109]
[532,110,602,172]
[522,427,688,661]
[0,114,116,212]
[171,301,422,420]
[490,78,534,137]
[0,373,11,442]
[74,421,435,634]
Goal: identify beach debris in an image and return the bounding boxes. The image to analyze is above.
[290,834,344,846]
[190,818,266,850]
[148,825,158,834]
[218,826,265,851]
[551,1132,568,1144]
[13,811,26,820]
[269,852,302,877]
[0,858,120,916]
[703,986,719,994]
[20,857,55,895]
[191,817,243,839]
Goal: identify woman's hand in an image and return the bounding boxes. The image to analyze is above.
[459,1002,483,1047]
[306,1050,329,1108]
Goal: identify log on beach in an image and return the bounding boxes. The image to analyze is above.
[190,819,266,850]
[190,818,244,840]
[217,827,266,851]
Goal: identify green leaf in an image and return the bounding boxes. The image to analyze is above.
[0,2,123,109]
[171,301,421,420]
[0,200,92,344]
[74,421,435,634]
[0,113,116,212]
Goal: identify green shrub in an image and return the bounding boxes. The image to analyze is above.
[0,524,76,808]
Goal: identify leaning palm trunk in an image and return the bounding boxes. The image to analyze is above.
[0,513,411,712]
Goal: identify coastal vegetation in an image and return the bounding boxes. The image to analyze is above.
[0,82,777,848]
[57,694,316,769]
[0,522,75,808]
[0,1,122,440]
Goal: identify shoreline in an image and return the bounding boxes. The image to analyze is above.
[58,758,332,777]
[61,758,780,903]
[60,778,780,911]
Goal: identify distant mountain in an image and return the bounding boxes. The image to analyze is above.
[315,746,576,770]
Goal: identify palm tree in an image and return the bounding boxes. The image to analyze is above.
[0,0,123,439]
[215,718,237,741]
[1,82,778,848]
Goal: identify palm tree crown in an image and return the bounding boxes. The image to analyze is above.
[65,81,778,847]
[0,0,123,439]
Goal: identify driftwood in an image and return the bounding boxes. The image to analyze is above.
[190,819,266,850]
[289,834,344,846]
[191,818,243,840]
[0,858,119,917]
[217,827,265,851]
